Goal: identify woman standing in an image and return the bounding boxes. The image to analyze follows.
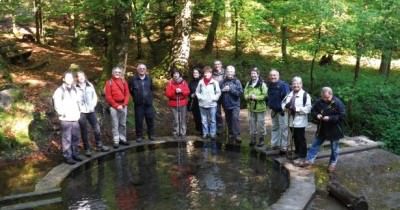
[165,69,190,138]
[244,67,268,147]
[188,68,203,135]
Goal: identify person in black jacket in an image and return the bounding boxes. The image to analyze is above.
[188,68,203,135]
[128,64,155,142]
[299,87,346,173]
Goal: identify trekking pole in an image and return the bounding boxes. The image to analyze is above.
[286,110,293,159]
[177,92,182,141]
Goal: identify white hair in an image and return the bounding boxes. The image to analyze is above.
[214,60,222,65]
[112,66,123,74]
[226,65,236,73]
[137,63,147,69]
[269,69,280,76]
[321,87,333,95]
[292,76,303,84]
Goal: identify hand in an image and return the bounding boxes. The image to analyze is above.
[250,94,256,100]
[176,88,182,93]
[223,86,230,92]
[285,103,291,109]
[117,105,123,110]
[322,116,330,121]
[317,114,323,120]
[191,93,196,98]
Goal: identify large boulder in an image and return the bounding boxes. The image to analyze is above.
[0,87,21,109]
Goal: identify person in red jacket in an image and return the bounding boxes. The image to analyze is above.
[165,68,190,139]
[105,66,130,148]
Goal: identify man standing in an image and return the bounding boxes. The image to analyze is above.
[300,87,346,173]
[220,65,243,143]
[128,64,155,142]
[212,60,225,134]
[53,71,83,164]
[105,66,130,148]
[267,69,290,151]
[76,71,110,156]
[281,76,311,162]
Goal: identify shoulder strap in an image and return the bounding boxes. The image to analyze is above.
[303,91,307,107]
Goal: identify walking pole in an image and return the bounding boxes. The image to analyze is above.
[177,93,181,140]
[286,111,295,160]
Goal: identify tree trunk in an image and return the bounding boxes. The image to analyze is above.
[203,0,221,53]
[234,3,240,58]
[379,48,392,79]
[163,0,193,74]
[34,0,43,44]
[224,0,232,28]
[310,26,322,91]
[353,44,362,85]
[72,0,81,48]
[103,0,132,77]
[157,0,166,42]
[280,21,288,63]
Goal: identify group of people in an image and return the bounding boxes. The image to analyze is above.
[53,60,346,172]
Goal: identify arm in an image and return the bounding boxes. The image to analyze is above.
[105,82,119,109]
[254,83,267,101]
[213,82,221,101]
[128,78,134,97]
[229,80,243,97]
[92,85,98,110]
[181,81,190,97]
[165,81,176,99]
[52,88,64,116]
[195,82,204,100]
[296,93,312,114]
[123,81,130,106]
[311,100,321,122]
[328,99,346,123]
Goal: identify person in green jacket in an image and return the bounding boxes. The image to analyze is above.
[244,67,268,147]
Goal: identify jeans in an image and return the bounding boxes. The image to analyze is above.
[271,110,288,148]
[60,121,80,159]
[172,106,187,136]
[191,103,202,134]
[249,112,266,137]
[79,112,103,150]
[110,106,127,144]
[225,107,240,137]
[134,104,155,138]
[200,106,217,137]
[290,127,307,158]
[306,137,340,166]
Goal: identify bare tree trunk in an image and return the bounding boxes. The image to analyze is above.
[103,0,132,77]
[379,48,392,79]
[310,26,321,91]
[157,0,166,42]
[72,0,81,48]
[234,3,240,58]
[203,0,221,53]
[34,0,43,44]
[163,0,193,74]
[353,43,362,85]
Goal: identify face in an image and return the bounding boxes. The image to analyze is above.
[322,91,333,102]
[204,71,212,79]
[292,80,302,92]
[214,61,222,72]
[193,70,200,79]
[269,71,279,83]
[173,72,180,80]
[137,64,147,76]
[77,72,86,83]
[250,71,258,81]
[226,68,235,79]
[64,73,74,86]
[113,68,122,78]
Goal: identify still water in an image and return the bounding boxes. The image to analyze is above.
[55,141,289,210]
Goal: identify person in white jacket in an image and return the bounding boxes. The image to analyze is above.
[52,71,83,165]
[76,71,110,157]
[282,76,312,163]
[196,66,221,140]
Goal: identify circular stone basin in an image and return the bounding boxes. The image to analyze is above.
[59,141,289,209]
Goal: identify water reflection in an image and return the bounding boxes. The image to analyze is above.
[63,142,288,209]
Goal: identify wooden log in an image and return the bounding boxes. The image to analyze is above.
[327,180,368,210]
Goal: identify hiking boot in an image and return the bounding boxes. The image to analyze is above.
[293,158,305,166]
[298,160,312,168]
[84,149,92,157]
[249,135,257,146]
[72,155,84,162]
[148,136,155,141]
[327,164,336,173]
[202,134,208,139]
[120,141,130,146]
[257,136,265,147]
[113,143,119,149]
[96,145,110,152]
[234,136,241,144]
[136,137,143,143]
[64,158,77,165]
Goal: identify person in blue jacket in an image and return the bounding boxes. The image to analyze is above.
[220,65,243,143]
[267,69,290,151]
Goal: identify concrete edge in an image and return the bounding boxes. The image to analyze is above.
[0,188,60,205]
